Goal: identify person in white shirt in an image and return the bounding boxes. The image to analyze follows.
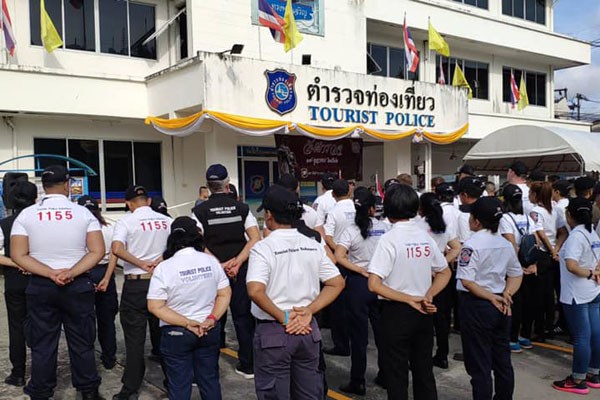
[456,176,485,244]
[148,216,232,400]
[529,181,568,341]
[11,165,105,400]
[507,161,533,215]
[111,185,173,400]
[552,180,572,225]
[334,187,390,396]
[457,196,523,400]
[247,185,344,400]
[78,195,119,370]
[552,197,600,394]
[367,184,450,400]
[312,172,337,227]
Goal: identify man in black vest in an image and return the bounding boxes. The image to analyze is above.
[193,164,261,379]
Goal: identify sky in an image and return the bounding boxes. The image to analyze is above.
[554,0,600,115]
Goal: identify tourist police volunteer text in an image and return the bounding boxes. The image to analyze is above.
[308,106,436,128]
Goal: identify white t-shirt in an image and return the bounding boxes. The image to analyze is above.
[457,210,473,243]
[100,224,114,264]
[441,202,460,240]
[11,194,101,269]
[517,183,533,215]
[301,204,320,229]
[247,228,340,321]
[147,248,229,326]
[324,198,356,243]
[530,205,566,249]
[367,221,448,298]
[554,198,570,233]
[415,216,457,254]
[559,225,600,305]
[499,212,537,244]
[112,206,173,275]
[457,230,522,293]
[313,190,336,226]
[337,218,390,269]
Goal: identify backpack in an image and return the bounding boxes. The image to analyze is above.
[507,213,541,266]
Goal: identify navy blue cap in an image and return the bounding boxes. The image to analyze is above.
[206,164,228,181]
[41,165,70,185]
[77,195,99,211]
[125,185,148,201]
[257,185,302,214]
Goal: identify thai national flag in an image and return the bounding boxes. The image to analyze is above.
[1,0,16,56]
[403,16,420,74]
[376,173,384,199]
[510,71,520,109]
[258,0,286,44]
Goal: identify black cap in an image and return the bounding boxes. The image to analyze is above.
[125,185,148,201]
[509,161,528,177]
[552,180,573,197]
[456,164,475,176]
[278,173,299,191]
[332,179,350,197]
[528,170,546,182]
[150,196,168,213]
[574,176,596,193]
[458,176,485,193]
[384,178,400,193]
[471,197,504,223]
[567,196,593,216]
[353,186,376,208]
[206,164,228,181]
[171,216,199,236]
[77,195,99,211]
[227,183,238,199]
[11,181,38,206]
[435,182,455,197]
[41,165,70,185]
[502,184,523,199]
[321,172,337,190]
[257,184,302,213]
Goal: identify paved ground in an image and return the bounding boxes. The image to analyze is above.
[0,270,584,399]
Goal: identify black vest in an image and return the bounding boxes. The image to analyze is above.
[193,193,250,262]
[1,213,28,292]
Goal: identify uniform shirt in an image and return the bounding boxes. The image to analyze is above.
[147,248,229,326]
[530,205,566,250]
[337,218,389,269]
[456,230,522,293]
[324,198,356,243]
[415,216,457,254]
[554,198,570,233]
[247,228,340,321]
[559,225,600,305]
[368,221,447,298]
[112,206,173,275]
[498,212,537,244]
[301,204,320,229]
[11,194,101,269]
[517,183,533,215]
[100,224,114,264]
[457,206,473,243]
[313,190,336,226]
[441,202,460,241]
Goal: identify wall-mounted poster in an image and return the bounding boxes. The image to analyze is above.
[252,0,324,36]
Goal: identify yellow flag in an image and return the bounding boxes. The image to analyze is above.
[283,0,303,52]
[452,63,472,99]
[428,21,449,57]
[41,0,63,53]
[518,75,529,111]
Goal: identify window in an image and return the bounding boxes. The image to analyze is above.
[502,67,546,106]
[100,0,156,59]
[503,0,546,25]
[251,0,324,36]
[30,0,96,51]
[436,56,489,100]
[452,0,488,9]
[367,43,419,81]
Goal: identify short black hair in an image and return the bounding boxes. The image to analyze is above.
[384,184,419,220]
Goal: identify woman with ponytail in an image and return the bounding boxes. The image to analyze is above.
[552,197,600,395]
[334,186,389,396]
[147,216,232,400]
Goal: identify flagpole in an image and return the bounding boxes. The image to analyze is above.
[257,26,263,60]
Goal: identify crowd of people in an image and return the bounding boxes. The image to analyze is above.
[1,160,600,400]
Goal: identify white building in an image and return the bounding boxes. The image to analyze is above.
[0,0,591,217]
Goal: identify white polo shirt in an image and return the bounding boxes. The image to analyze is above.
[554,198,570,233]
[499,212,538,244]
[456,210,473,243]
[368,221,448,298]
[247,228,340,321]
[313,190,336,226]
[415,216,457,254]
[301,204,320,229]
[112,206,173,275]
[337,218,389,268]
[324,198,356,243]
[559,225,600,305]
[100,224,114,264]
[456,229,522,293]
[441,202,460,240]
[147,248,229,326]
[530,205,566,249]
[11,194,101,269]
[517,183,533,215]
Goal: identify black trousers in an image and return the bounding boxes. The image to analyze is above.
[5,290,27,377]
[459,293,514,400]
[433,280,452,360]
[24,276,100,399]
[330,265,350,353]
[380,301,437,400]
[511,274,537,341]
[119,278,162,393]
[89,265,118,366]
[535,254,557,336]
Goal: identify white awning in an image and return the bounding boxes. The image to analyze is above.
[463,125,599,174]
[142,8,186,46]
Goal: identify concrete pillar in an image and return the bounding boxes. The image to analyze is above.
[383,138,412,180]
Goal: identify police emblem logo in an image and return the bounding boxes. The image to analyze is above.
[265,69,298,115]
[250,176,266,194]
[458,247,473,267]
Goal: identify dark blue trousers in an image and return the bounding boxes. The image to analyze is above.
[161,324,222,400]
[459,293,514,400]
[24,275,100,399]
[330,265,350,354]
[89,264,118,367]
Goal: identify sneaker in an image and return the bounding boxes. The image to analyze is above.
[510,342,523,353]
[518,338,533,350]
[587,374,600,389]
[552,376,589,395]
[234,363,254,380]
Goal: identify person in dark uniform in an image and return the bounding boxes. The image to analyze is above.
[0,181,37,387]
[192,164,261,379]
[11,165,105,400]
